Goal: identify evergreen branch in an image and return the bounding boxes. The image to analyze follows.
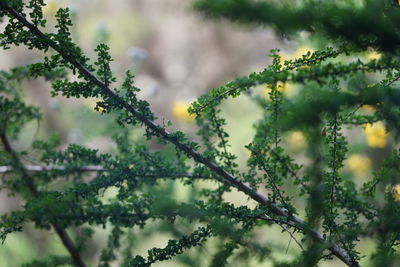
[0,132,87,267]
[0,4,360,266]
[208,108,235,173]
[327,114,341,239]
[191,57,400,115]
[190,47,345,114]
[130,226,213,266]
[0,165,105,173]
[194,0,399,52]
[0,165,212,180]
[269,149,308,192]
[251,148,292,212]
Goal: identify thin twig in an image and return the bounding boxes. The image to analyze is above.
[0,165,105,173]
[0,165,214,180]
[260,215,304,251]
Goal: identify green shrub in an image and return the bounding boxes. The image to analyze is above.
[1,0,400,266]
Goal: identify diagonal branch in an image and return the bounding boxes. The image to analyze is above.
[0,3,360,266]
[0,133,87,267]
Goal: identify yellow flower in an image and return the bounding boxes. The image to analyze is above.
[391,184,400,201]
[286,131,306,150]
[363,122,389,148]
[172,101,195,123]
[42,1,59,16]
[366,51,381,61]
[346,154,371,177]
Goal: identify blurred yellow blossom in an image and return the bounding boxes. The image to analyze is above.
[278,82,297,97]
[82,98,105,112]
[172,101,195,123]
[265,82,298,98]
[360,105,376,112]
[43,1,59,16]
[346,154,371,177]
[286,131,306,150]
[280,46,315,65]
[366,51,381,61]
[363,122,389,148]
[391,184,400,201]
[292,46,315,59]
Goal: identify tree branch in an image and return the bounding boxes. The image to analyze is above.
[0,3,360,266]
[0,165,105,173]
[0,165,213,180]
[0,133,87,267]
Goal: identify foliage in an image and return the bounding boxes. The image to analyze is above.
[1,0,400,266]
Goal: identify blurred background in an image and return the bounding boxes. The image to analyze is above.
[0,0,390,266]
